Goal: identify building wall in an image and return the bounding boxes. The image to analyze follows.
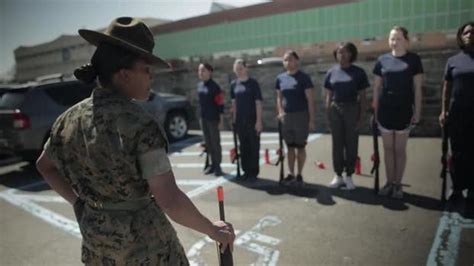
[14,36,94,82]
[154,0,473,59]
[14,18,169,82]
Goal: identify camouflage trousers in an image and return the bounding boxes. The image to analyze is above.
[74,199,189,266]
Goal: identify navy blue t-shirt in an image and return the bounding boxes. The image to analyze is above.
[444,51,474,110]
[197,79,224,121]
[324,64,369,103]
[275,70,314,113]
[373,51,423,108]
[230,77,263,123]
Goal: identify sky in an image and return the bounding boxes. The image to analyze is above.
[0,0,268,76]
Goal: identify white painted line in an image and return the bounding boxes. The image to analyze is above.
[0,192,81,238]
[187,230,242,262]
[170,149,279,157]
[172,163,236,169]
[219,133,282,138]
[185,174,236,199]
[188,216,282,266]
[427,211,474,266]
[0,133,322,253]
[177,179,214,186]
[15,194,67,203]
[0,161,29,175]
[192,133,322,147]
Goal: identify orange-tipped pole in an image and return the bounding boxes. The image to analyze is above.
[216,186,233,265]
[355,156,361,175]
[217,186,224,202]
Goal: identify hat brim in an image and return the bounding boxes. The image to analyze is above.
[79,29,170,69]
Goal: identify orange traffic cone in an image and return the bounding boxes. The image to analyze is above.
[355,156,361,175]
[264,148,270,164]
[315,160,326,169]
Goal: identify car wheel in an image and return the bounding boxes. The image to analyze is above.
[165,112,188,141]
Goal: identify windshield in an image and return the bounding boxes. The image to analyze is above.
[0,91,27,109]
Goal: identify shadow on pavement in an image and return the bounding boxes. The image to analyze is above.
[231,176,442,212]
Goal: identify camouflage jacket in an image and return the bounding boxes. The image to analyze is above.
[45,87,188,265]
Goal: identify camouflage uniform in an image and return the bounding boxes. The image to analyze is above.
[44,87,189,265]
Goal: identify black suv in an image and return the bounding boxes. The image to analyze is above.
[0,77,194,162]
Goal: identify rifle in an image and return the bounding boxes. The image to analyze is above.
[277,120,285,184]
[370,116,380,194]
[216,186,233,266]
[231,123,241,178]
[440,117,449,203]
[200,143,210,171]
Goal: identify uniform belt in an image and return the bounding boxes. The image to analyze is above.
[84,197,153,211]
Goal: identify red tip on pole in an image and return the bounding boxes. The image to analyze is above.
[217,186,224,202]
[264,149,270,164]
[355,156,361,175]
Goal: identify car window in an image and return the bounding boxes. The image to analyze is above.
[43,82,94,106]
[0,90,28,109]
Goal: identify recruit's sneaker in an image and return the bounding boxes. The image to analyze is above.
[329,175,344,188]
[214,167,223,176]
[391,184,404,199]
[378,183,393,196]
[246,175,258,183]
[203,166,214,175]
[281,174,295,185]
[343,175,356,190]
[446,190,465,212]
[293,174,304,187]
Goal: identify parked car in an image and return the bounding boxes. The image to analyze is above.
[135,91,194,142]
[0,77,194,162]
[0,79,94,162]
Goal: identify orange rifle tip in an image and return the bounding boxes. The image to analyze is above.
[217,186,224,201]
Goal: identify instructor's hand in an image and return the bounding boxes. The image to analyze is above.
[277,112,285,121]
[255,121,263,134]
[209,221,235,253]
[439,112,447,127]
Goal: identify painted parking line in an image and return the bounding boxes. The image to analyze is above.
[0,131,322,263]
[194,133,322,147]
[170,149,279,157]
[188,215,282,266]
[0,161,29,175]
[0,190,82,238]
[427,211,474,266]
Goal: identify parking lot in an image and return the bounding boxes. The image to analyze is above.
[1,131,473,266]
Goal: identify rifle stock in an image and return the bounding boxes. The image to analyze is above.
[232,123,241,178]
[440,120,448,203]
[278,120,285,184]
[371,117,380,194]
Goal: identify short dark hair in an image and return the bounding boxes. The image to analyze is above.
[200,62,214,72]
[333,42,358,63]
[284,50,300,60]
[391,26,409,41]
[456,21,474,50]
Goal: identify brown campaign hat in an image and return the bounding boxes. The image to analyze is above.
[79,17,169,68]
